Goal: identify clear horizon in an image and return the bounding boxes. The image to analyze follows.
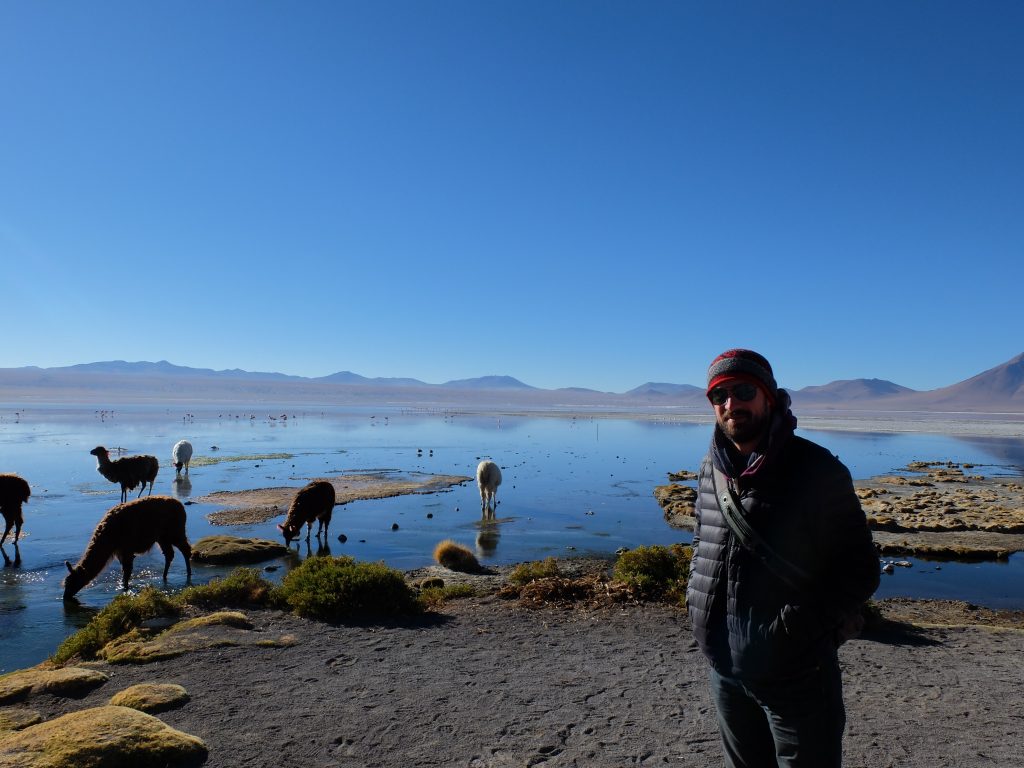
[2,2,1022,392]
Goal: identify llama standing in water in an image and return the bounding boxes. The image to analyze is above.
[476,460,502,517]
[0,473,31,546]
[63,495,192,599]
[90,446,159,503]
[277,480,336,545]
[172,440,193,476]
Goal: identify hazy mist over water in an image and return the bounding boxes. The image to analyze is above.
[1,405,1022,673]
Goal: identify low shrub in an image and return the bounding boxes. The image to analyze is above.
[433,540,481,573]
[612,544,692,605]
[178,568,280,609]
[509,557,561,586]
[277,556,420,621]
[52,586,180,664]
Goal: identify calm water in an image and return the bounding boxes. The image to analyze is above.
[1,404,1022,673]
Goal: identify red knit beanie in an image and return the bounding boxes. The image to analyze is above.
[706,349,778,405]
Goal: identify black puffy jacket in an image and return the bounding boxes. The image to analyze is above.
[686,431,880,681]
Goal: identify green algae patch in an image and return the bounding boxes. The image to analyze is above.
[190,535,288,564]
[0,707,42,734]
[189,452,293,468]
[0,705,207,767]
[0,667,109,705]
[109,683,189,714]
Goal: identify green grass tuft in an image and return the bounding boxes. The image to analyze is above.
[509,557,561,586]
[612,544,692,605]
[418,583,477,609]
[178,568,280,609]
[52,587,181,664]
[277,556,421,621]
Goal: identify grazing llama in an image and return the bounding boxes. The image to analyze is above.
[63,495,192,599]
[0,473,31,546]
[90,446,160,503]
[172,439,193,476]
[278,480,336,545]
[476,460,502,516]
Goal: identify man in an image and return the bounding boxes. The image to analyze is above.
[686,349,880,767]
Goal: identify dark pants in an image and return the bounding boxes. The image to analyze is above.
[708,662,846,768]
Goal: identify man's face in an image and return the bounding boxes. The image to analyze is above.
[710,381,771,450]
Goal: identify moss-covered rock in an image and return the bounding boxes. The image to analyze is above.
[0,667,108,705]
[190,535,288,564]
[0,707,42,734]
[0,705,207,767]
[109,683,190,714]
[98,611,256,664]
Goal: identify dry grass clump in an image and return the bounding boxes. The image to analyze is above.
[500,547,693,609]
[433,539,481,573]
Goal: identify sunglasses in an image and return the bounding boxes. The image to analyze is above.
[708,382,759,406]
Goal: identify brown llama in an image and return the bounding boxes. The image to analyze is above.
[0,473,31,546]
[277,480,336,545]
[63,495,192,599]
[90,446,160,502]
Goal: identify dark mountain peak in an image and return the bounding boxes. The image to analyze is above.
[441,375,535,390]
[926,352,1024,403]
[795,378,915,401]
[626,382,705,397]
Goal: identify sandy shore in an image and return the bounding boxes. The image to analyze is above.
[22,590,1024,768]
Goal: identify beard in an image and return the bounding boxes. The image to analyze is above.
[717,406,771,447]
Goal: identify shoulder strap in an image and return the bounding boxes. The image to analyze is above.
[711,466,815,595]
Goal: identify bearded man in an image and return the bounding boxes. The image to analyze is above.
[686,349,880,767]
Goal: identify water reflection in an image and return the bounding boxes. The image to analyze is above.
[476,522,500,557]
[171,475,192,499]
[1,542,21,568]
[949,434,1024,470]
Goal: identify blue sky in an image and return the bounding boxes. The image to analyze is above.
[2,2,1021,393]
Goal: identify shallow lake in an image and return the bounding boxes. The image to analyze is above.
[1,404,1023,673]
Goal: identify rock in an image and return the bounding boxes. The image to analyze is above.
[189,535,287,565]
[109,683,190,714]
[653,484,697,528]
[0,705,207,767]
[0,667,109,705]
[667,469,697,481]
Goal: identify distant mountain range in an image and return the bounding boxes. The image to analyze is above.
[1,353,1023,413]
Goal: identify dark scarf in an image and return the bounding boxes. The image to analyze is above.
[710,388,797,481]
